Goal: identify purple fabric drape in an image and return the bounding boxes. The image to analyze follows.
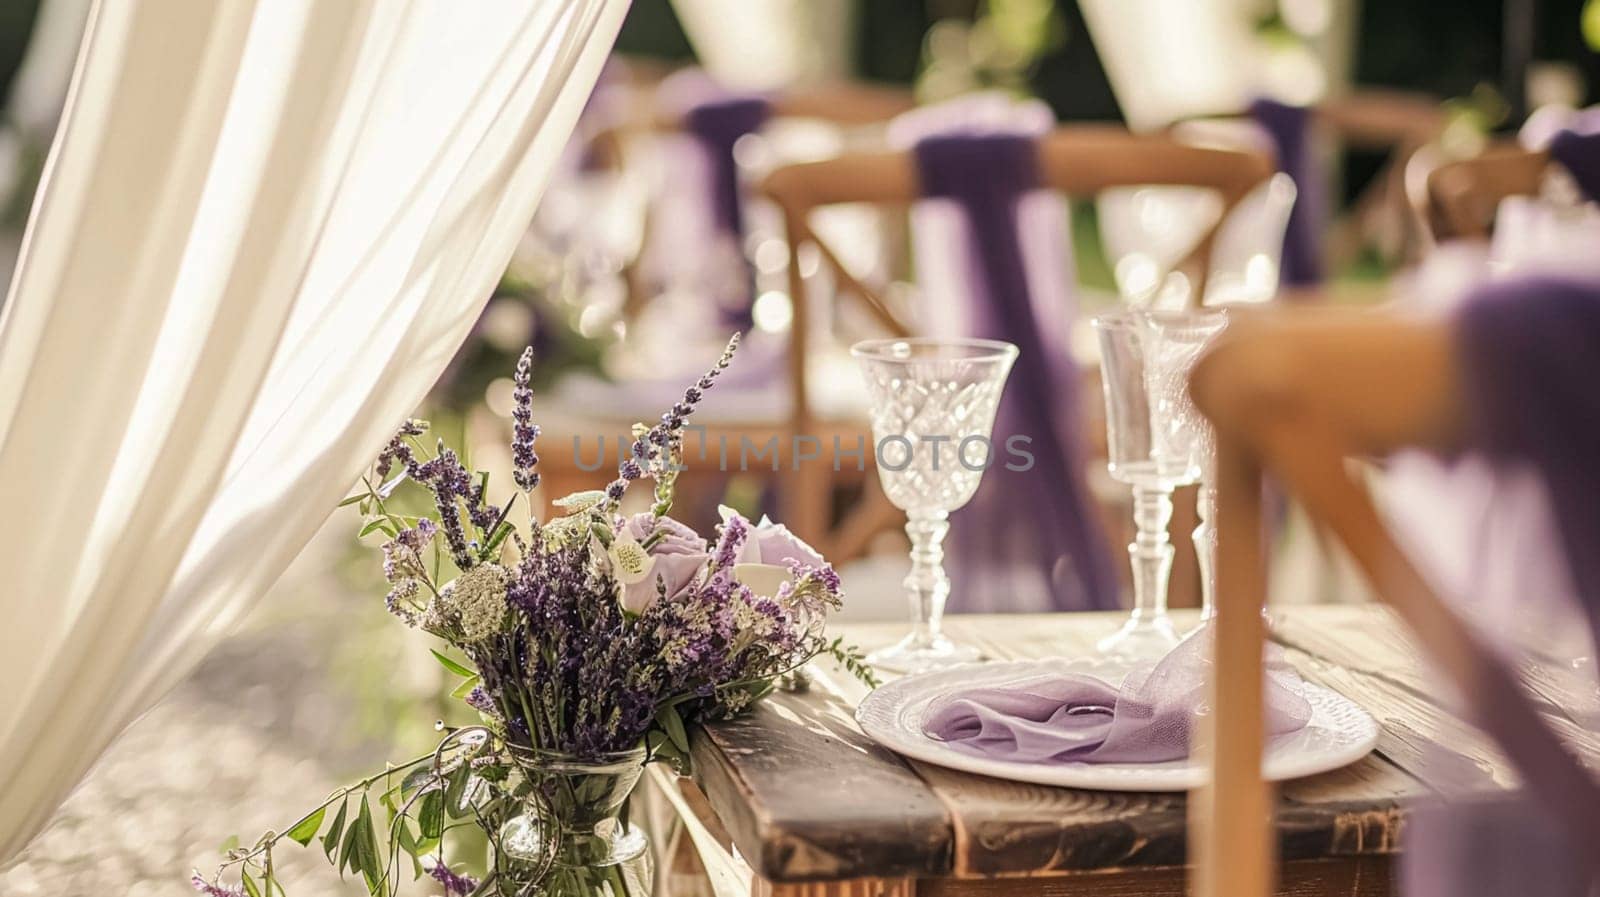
[1401,277,1600,896]
[1249,98,1324,287]
[1547,128,1600,205]
[912,133,1119,612]
[682,97,772,330]
[1459,279,1600,680]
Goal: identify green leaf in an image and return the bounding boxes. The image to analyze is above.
[429,649,476,678]
[418,790,444,840]
[285,806,325,847]
[395,822,424,880]
[450,674,481,700]
[241,873,262,897]
[477,494,518,557]
[358,518,396,539]
[444,766,470,814]
[356,796,383,894]
[338,493,366,507]
[338,809,361,875]
[480,520,514,560]
[219,834,240,854]
[322,799,348,862]
[658,705,690,754]
[552,489,607,512]
[396,819,417,854]
[400,765,436,799]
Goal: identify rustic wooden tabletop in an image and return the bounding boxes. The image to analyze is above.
[669,605,1576,897]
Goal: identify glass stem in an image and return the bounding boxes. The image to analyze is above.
[1194,481,1217,622]
[1129,484,1175,622]
[904,511,951,648]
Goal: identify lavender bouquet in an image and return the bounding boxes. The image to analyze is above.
[194,335,874,897]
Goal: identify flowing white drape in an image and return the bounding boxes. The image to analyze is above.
[0,0,628,860]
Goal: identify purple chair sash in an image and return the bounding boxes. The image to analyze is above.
[1405,276,1600,895]
[1249,98,1324,287]
[912,133,1119,612]
[1547,128,1600,206]
[682,96,772,330]
[683,97,772,242]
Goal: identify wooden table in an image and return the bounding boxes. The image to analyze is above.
[650,606,1554,897]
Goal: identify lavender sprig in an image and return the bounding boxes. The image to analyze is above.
[370,419,507,570]
[375,418,428,479]
[429,442,475,569]
[190,873,246,897]
[708,513,750,588]
[602,333,740,511]
[428,862,481,896]
[511,347,541,493]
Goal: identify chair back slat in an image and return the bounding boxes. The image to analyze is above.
[1426,145,1549,240]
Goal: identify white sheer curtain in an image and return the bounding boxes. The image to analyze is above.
[0,0,628,860]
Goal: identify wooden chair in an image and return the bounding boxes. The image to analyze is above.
[1186,305,1590,895]
[1424,143,1549,241]
[593,78,917,320]
[1185,91,1446,284]
[1317,90,1449,259]
[531,82,915,532]
[759,127,1275,557]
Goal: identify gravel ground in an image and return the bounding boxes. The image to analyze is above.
[0,519,437,897]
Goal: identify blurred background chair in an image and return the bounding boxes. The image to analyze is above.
[758,125,1273,612]
[499,75,918,541]
[1425,144,1550,240]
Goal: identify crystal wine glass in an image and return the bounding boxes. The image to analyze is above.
[853,337,1019,673]
[1092,310,1222,657]
[1139,309,1230,625]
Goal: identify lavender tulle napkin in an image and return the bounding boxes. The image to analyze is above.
[923,634,1312,764]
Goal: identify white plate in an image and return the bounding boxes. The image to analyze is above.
[855,657,1379,791]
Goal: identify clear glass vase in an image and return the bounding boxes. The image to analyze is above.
[491,746,652,897]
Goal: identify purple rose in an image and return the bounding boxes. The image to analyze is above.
[620,513,710,613]
[624,512,704,555]
[717,506,827,569]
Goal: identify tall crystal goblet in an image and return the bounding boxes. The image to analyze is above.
[1092,310,1223,657]
[853,337,1019,673]
[1139,309,1230,625]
